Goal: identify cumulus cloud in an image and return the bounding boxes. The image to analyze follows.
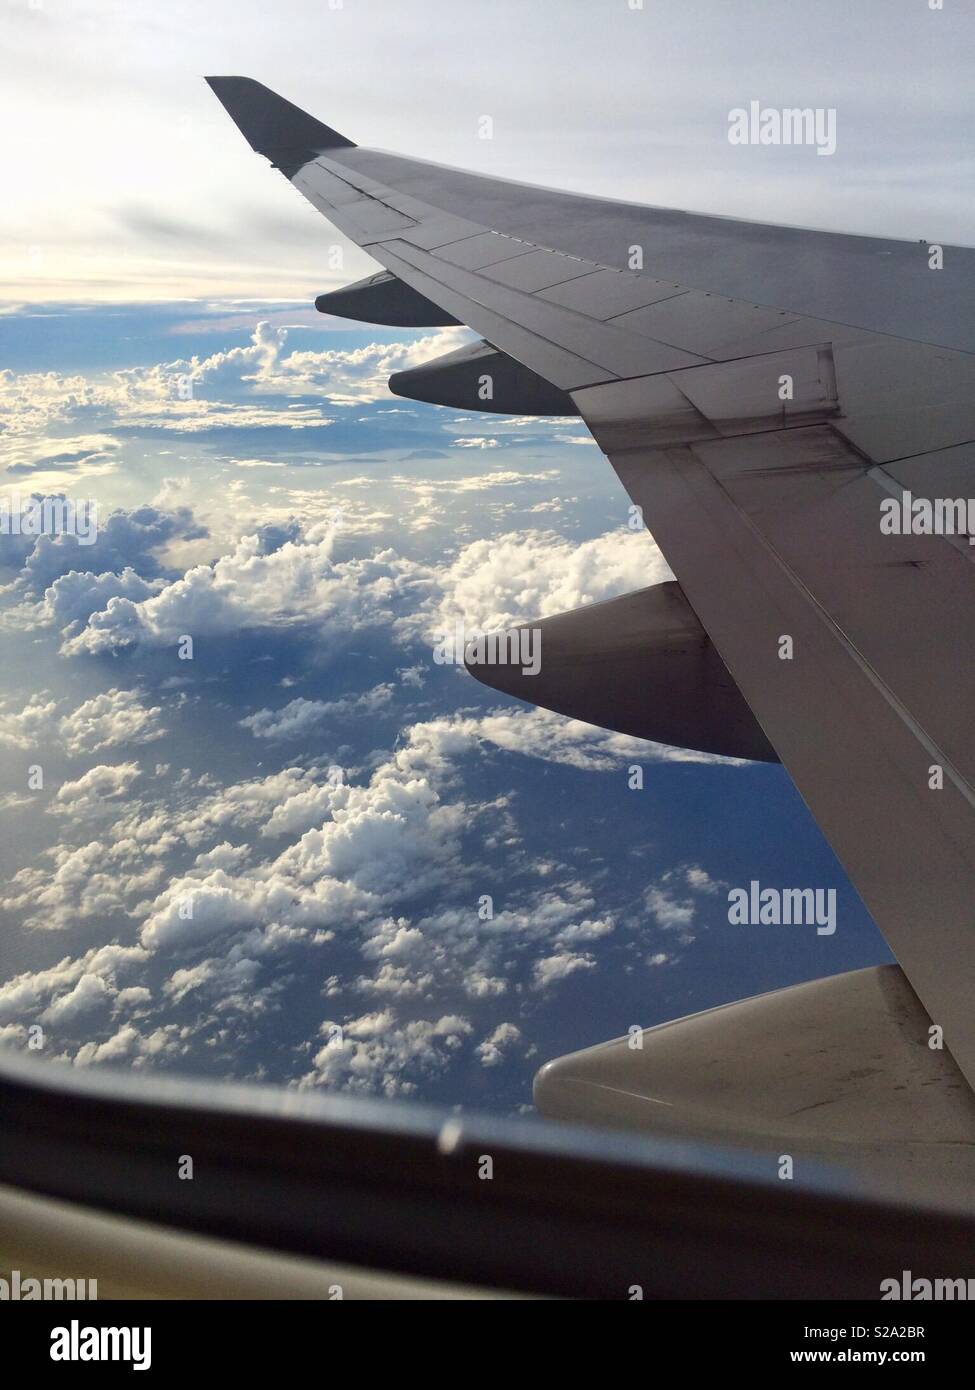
[0,835,165,931]
[0,464,742,1089]
[40,970,111,1025]
[643,866,726,951]
[420,705,741,772]
[476,1022,522,1067]
[532,952,596,988]
[0,692,58,749]
[645,886,697,933]
[422,526,672,643]
[0,323,471,453]
[0,673,737,1088]
[7,698,720,1014]
[684,865,720,894]
[51,762,142,817]
[250,325,472,405]
[73,1022,187,1069]
[16,502,207,594]
[0,943,147,1027]
[0,687,165,755]
[29,567,163,632]
[61,527,427,655]
[240,683,393,740]
[58,688,166,755]
[296,1010,473,1097]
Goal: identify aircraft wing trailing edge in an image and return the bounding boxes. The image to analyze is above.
[206,77,975,1154]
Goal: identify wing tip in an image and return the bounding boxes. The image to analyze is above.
[205,75,355,173]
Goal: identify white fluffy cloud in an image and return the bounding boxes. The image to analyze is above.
[0,324,471,458]
[532,951,596,988]
[297,1010,473,1097]
[31,568,163,632]
[0,675,736,1089]
[58,688,166,755]
[240,683,393,741]
[0,693,59,749]
[51,762,142,816]
[643,866,728,951]
[0,703,644,1074]
[0,943,147,1027]
[424,527,673,638]
[0,688,165,755]
[414,706,740,773]
[50,520,675,671]
[1,835,165,931]
[476,1022,522,1067]
[61,528,426,655]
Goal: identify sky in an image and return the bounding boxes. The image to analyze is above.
[1,0,972,302]
[1,0,962,1117]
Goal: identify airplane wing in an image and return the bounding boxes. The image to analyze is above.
[206,77,975,1096]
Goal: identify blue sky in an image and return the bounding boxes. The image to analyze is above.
[5,0,964,1112]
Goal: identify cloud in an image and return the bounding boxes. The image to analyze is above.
[163,952,264,1009]
[532,952,596,988]
[0,672,737,1086]
[40,970,111,1025]
[240,683,393,740]
[423,527,673,639]
[296,1010,473,1097]
[0,467,743,1086]
[250,326,472,405]
[643,866,726,949]
[0,324,472,452]
[73,1022,186,1069]
[2,435,121,484]
[29,567,163,631]
[0,943,147,1027]
[61,526,427,655]
[0,688,165,756]
[20,502,207,593]
[0,835,165,931]
[476,1022,522,1067]
[51,761,142,816]
[684,865,720,894]
[58,688,166,755]
[646,886,696,933]
[0,692,58,749]
[422,705,740,772]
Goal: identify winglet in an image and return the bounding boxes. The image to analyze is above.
[205,76,355,176]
